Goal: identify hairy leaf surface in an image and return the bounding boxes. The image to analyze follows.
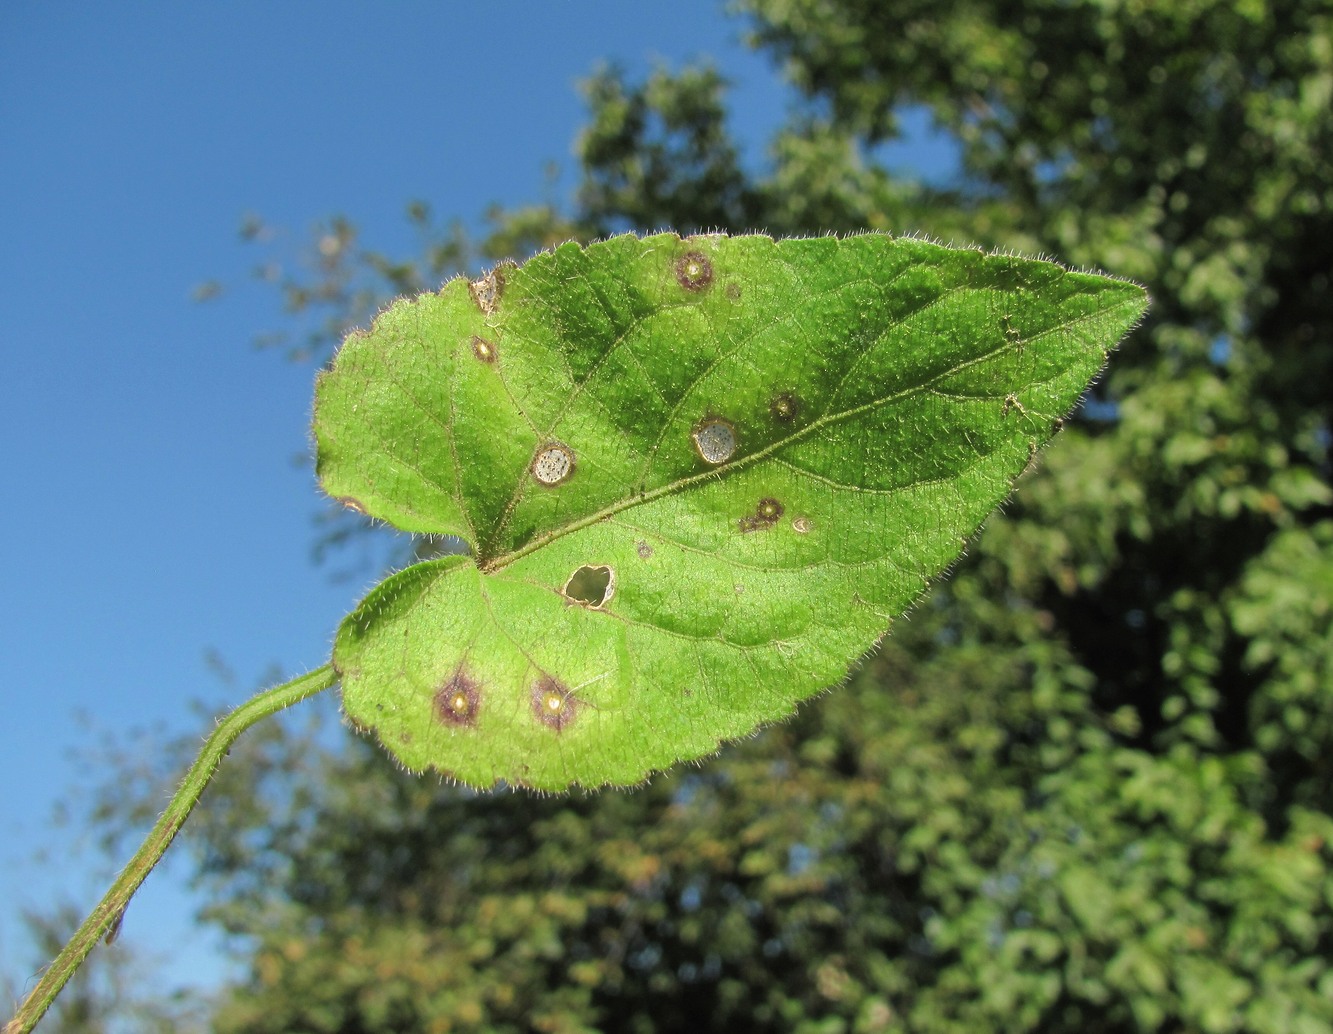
[314,232,1146,789]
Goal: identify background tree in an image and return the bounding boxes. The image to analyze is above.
[88,1,1333,1030]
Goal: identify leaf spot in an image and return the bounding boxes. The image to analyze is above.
[471,335,497,363]
[674,251,714,292]
[692,417,736,465]
[1002,393,1027,417]
[434,669,481,728]
[468,266,506,314]
[635,540,653,559]
[336,496,367,515]
[531,442,575,486]
[740,497,784,533]
[725,282,741,301]
[563,564,615,608]
[532,676,577,732]
[792,516,812,534]
[769,391,801,423]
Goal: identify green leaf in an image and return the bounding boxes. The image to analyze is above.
[314,232,1146,789]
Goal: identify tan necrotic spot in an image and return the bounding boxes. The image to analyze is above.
[434,669,481,728]
[792,516,812,534]
[532,676,577,732]
[468,266,507,314]
[531,442,575,486]
[471,335,497,363]
[692,417,736,465]
[674,251,714,292]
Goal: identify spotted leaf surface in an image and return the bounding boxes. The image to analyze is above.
[315,232,1147,789]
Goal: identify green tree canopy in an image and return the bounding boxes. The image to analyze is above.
[102,1,1333,1030]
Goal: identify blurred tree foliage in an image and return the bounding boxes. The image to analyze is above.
[103,1,1333,1030]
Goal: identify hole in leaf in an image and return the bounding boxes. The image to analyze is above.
[563,565,615,608]
[531,442,575,486]
[434,669,481,728]
[532,676,577,732]
[692,417,736,465]
[471,335,497,363]
[674,250,714,292]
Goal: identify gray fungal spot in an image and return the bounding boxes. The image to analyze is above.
[674,251,714,292]
[434,668,481,728]
[563,565,615,608]
[531,442,575,486]
[532,676,577,732]
[692,417,737,465]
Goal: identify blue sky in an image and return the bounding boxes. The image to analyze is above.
[0,0,798,1006]
[1,1,959,1013]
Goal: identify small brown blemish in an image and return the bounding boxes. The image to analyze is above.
[770,392,801,423]
[1002,393,1027,417]
[792,516,812,534]
[336,496,367,515]
[692,416,737,464]
[740,497,784,533]
[434,669,481,728]
[636,540,653,559]
[674,251,714,292]
[532,676,577,732]
[531,442,575,486]
[725,282,741,301]
[468,265,508,315]
[1052,417,1065,432]
[471,335,497,363]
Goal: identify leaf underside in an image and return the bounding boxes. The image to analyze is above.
[314,232,1147,790]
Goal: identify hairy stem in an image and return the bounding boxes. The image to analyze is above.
[4,663,339,1034]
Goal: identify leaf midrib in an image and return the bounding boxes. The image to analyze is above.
[479,330,1027,574]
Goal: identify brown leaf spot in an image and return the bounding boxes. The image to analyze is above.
[532,676,577,732]
[471,335,497,363]
[636,540,653,559]
[792,516,812,534]
[769,392,801,423]
[740,497,784,533]
[336,496,368,515]
[674,251,714,292]
[434,669,481,728]
[725,282,741,301]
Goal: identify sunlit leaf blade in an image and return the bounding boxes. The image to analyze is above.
[315,232,1147,789]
